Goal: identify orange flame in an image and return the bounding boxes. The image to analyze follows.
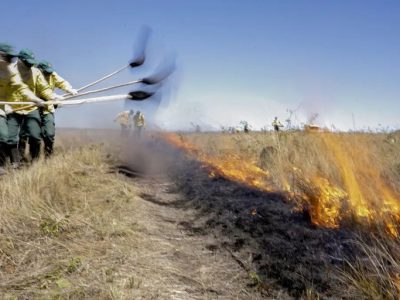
[161,132,400,236]
[296,174,347,228]
[320,133,400,236]
[161,133,272,192]
[320,133,372,219]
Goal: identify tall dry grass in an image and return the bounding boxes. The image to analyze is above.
[0,145,140,299]
[337,235,400,299]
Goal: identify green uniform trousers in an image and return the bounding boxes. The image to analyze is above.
[18,127,28,160]
[7,110,42,145]
[0,115,8,167]
[0,115,8,143]
[42,112,55,156]
[8,110,42,161]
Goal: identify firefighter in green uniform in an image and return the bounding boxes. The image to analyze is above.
[0,43,45,173]
[9,49,57,164]
[34,60,77,157]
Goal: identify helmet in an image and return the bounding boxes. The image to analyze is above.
[0,43,17,57]
[37,60,54,74]
[18,49,36,66]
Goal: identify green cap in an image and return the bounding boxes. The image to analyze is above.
[18,49,36,65]
[37,60,54,74]
[0,43,18,57]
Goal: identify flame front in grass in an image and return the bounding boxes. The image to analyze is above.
[306,177,347,228]
[162,132,400,236]
[161,133,272,192]
[206,153,272,191]
[320,133,400,236]
[320,133,372,219]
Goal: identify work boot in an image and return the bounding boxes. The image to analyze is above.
[0,167,6,176]
[0,142,8,176]
[0,142,7,166]
[44,140,53,158]
[29,140,41,161]
[9,145,20,169]
[19,137,28,162]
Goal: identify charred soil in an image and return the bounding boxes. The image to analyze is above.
[168,157,360,298]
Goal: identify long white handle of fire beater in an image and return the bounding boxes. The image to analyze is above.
[0,94,130,106]
[61,94,131,105]
[63,79,142,100]
[73,65,130,94]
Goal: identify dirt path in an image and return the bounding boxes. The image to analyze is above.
[124,173,266,299]
[55,130,352,298]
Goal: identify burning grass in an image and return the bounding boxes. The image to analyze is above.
[162,130,400,298]
[175,131,400,235]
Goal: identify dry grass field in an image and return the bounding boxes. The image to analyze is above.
[1,129,400,299]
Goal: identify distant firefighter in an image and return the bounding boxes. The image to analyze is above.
[133,111,145,138]
[243,123,250,133]
[272,117,284,132]
[114,109,134,136]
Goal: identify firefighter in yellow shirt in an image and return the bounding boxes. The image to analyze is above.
[272,117,284,132]
[114,110,134,136]
[10,49,57,163]
[133,110,145,138]
[34,60,77,157]
[0,43,45,173]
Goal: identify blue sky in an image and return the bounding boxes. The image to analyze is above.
[1,0,400,130]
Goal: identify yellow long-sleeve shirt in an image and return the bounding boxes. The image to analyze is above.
[115,111,132,126]
[0,59,40,116]
[41,72,73,114]
[134,113,145,127]
[17,61,53,115]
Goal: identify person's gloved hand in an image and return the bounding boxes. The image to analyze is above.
[52,94,64,109]
[34,99,46,108]
[4,104,12,114]
[68,88,78,95]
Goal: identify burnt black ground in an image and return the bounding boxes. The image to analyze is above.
[169,159,359,298]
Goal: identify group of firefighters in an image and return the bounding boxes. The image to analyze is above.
[0,39,289,177]
[114,109,145,137]
[0,43,78,175]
